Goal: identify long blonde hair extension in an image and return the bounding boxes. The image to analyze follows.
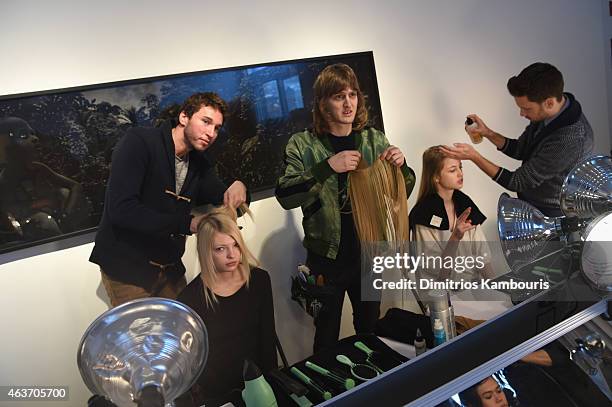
[348,158,410,247]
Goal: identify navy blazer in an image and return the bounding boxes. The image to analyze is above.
[90,121,228,287]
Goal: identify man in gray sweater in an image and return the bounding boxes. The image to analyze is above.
[442,62,593,217]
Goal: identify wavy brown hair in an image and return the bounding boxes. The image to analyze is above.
[416,146,447,205]
[313,63,368,135]
[155,92,228,127]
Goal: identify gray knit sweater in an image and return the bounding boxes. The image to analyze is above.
[493,93,593,216]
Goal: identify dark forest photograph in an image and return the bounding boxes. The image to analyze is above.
[0,52,383,253]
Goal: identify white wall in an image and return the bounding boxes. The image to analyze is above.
[1,0,610,405]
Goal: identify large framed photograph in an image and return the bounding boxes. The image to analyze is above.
[0,51,384,255]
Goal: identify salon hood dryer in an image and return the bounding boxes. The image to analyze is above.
[497,193,567,273]
[497,155,612,295]
[77,298,208,407]
[560,155,612,219]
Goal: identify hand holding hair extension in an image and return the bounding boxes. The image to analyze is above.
[328,150,362,173]
[379,145,405,167]
[348,159,409,246]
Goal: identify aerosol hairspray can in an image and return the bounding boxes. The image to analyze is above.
[427,289,456,341]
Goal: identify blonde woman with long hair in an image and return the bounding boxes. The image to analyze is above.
[176,207,276,407]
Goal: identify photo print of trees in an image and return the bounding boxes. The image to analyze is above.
[0,52,383,253]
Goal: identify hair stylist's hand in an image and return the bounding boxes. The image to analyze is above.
[328,150,361,173]
[190,214,205,234]
[465,114,492,140]
[451,207,476,241]
[440,143,479,161]
[223,180,247,209]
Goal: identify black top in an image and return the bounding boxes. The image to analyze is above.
[326,131,360,265]
[409,190,486,231]
[176,267,277,407]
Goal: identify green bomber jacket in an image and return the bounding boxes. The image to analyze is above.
[275,127,416,260]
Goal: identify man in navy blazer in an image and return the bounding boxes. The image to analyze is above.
[90,92,247,306]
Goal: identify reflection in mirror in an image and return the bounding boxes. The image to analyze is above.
[436,314,612,407]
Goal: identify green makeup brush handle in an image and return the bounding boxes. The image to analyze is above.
[305,361,355,389]
[354,341,375,356]
[290,367,333,400]
[354,341,385,373]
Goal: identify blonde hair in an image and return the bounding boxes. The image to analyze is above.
[348,159,409,246]
[195,205,259,308]
[313,63,368,136]
[416,146,447,205]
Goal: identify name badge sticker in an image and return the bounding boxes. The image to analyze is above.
[430,215,442,227]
